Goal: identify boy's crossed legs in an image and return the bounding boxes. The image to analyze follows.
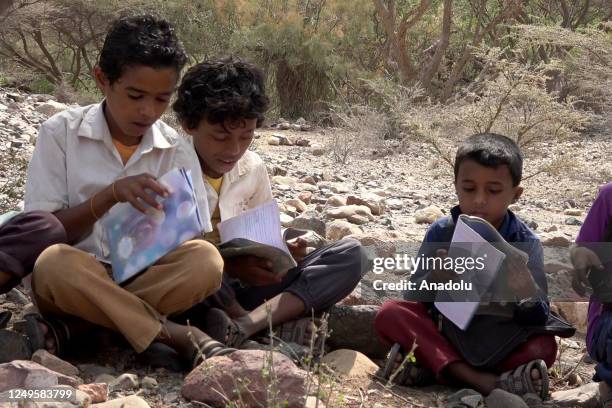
[202,238,366,347]
[375,300,556,397]
[33,239,228,365]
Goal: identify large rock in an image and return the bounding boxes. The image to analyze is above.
[326,195,347,207]
[484,389,528,408]
[347,214,370,225]
[327,220,362,241]
[280,212,294,226]
[414,206,444,224]
[349,232,399,258]
[268,135,281,146]
[272,176,298,187]
[387,198,403,210]
[564,208,583,216]
[330,183,351,194]
[298,191,313,204]
[78,383,108,403]
[289,211,326,237]
[340,282,364,306]
[347,194,386,216]
[92,396,151,408]
[32,349,79,377]
[295,183,319,192]
[540,233,571,247]
[327,305,388,359]
[553,302,589,333]
[311,144,325,156]
[36,100,68,117]
[300,230,327,249]
[321,349,379,379]
[0,360,79,392]
[326,205,374,222]
[109,373,139,392]
[286,198,307,213]
[182,350,307,407]
[550,382,600,408]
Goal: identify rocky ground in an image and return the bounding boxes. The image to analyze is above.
[0,87,610,407]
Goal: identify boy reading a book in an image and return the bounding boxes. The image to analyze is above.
[23,15,232,366]
[375,134,566,400]
[570,183,612,407]
[173,57,366,347]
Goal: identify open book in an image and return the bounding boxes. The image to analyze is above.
[217,200,307,274]
[104,168,204,284]
[434,214,528,330]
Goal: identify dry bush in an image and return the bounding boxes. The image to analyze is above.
[513,24,612,114]
[396,27,604,179]
[327,106,391,164]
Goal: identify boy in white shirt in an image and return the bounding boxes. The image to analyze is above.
[173,57,366,347]
[24,15,231,366]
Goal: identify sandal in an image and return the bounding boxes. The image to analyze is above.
[0,329,32,362]
[273,317,322,348]
[205,308,248,348]
[0,311,11,329]
[495,359,549,400]
[12,313,70,358]
[192,338,237,368]
[381,343,435,386]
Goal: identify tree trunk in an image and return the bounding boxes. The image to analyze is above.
[372,0,431,84]
[420,0,452,92]
[440,0,522,102]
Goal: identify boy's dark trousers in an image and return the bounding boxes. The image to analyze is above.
[207,238,367,314]
[0,211,66,294]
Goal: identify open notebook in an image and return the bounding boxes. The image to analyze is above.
[217,200,307,274]
[104,168,204,284]
[434,214,528,330]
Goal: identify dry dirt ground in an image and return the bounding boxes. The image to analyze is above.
[0,88,611,407]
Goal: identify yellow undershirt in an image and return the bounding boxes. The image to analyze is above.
[112,138,139,165]
[204,174,223,244]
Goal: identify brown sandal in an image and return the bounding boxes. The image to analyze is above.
[273,317,322,348]
[192,338,237,368]
[204,308,248,348]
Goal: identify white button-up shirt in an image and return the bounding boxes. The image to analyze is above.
[204,150,272,223]
[24,102,212,262]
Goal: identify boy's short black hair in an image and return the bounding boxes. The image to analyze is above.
[173,56,269,130]
[99,14,187,84]
[454,133,523,186]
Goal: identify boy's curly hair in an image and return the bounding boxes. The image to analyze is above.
[173,56,269,130]
[99,14,187,84]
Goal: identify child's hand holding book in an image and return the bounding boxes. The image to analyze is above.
[287,237,308,263]
[224,255,287,286]
[112,173,170,213]
[505,254,538,299]
[428,249,457,283]
[570,245,605,297]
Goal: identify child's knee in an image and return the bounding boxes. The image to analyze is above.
[33,244,81,293]
[526,335,558,367]
[375,300,406,334]
[181,240,224,294]
[23,211,66,243]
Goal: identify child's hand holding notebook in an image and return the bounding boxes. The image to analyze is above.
[104,168,204,284]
